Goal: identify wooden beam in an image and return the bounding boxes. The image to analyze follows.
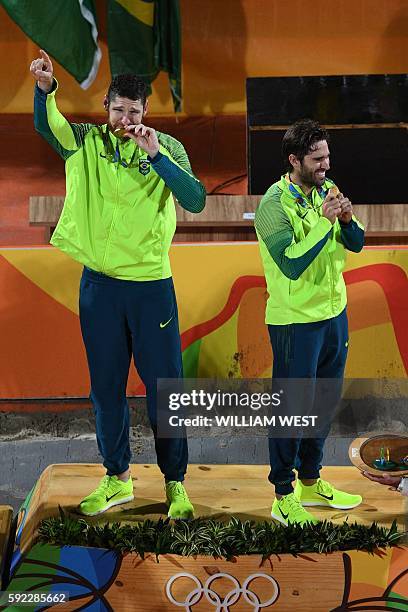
[28,196,408,244]
[249,123,408,131]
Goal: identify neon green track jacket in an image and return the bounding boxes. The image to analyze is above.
[255,174,365,325]
[34,81,206,280]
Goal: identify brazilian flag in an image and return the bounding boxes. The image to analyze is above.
[0,0,101,89]
[107,0,181,112]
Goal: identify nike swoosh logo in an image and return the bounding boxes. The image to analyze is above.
[160,317,173,329]
[317,492,334,500]
[106,491,122,502]
[279,507,289,520]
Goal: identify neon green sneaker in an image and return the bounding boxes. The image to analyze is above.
[271,492,318,526]
[165,481,194,519]
[78,475,134,516]
[294,478,362,509]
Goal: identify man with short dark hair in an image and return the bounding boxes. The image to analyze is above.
[30,50,206,518]
[255,118,365,526]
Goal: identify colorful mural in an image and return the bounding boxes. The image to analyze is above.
[0,245,407,399]
[3,543,408,611]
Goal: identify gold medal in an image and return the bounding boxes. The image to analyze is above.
[114,127,127,138]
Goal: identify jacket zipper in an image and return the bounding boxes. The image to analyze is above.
[327,247,335,314]
[316,191,336,315]
[101,164,120,274]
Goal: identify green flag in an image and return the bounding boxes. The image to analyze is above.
[0,0,101,88]
[107,0,182,111]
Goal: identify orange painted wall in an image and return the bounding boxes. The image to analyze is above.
[0,0,407,116]
[1,245,407,399]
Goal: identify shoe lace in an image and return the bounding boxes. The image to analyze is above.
[167,481,188,501]
[96,475,113,494]
[282,493,307,517]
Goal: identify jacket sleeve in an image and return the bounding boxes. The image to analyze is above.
[34,79,93,159]
[255,186,333,280]
[149,133,206,213]
[339,216,365,252]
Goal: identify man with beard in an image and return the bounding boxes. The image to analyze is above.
[255,119,365,526]
[30,50,206,518]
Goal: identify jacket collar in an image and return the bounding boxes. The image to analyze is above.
[281,173,331,208]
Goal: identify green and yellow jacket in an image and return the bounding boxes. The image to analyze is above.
[34,81,206,280]
[255,174,364,325]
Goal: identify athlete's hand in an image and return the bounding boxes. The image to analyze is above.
[362,471,402,490]
[338,193,353,224]
[30,49,53,93]
[124,124,159,158]
[322,192,342,224]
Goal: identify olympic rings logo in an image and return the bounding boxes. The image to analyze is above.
[166,571,280,611]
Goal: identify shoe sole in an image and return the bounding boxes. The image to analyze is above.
[271,511,318,526]
[271,511,288,526]
[79,494,134,516]
[301,500,362,509]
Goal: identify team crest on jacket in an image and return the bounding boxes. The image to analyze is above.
[139,159,151,175]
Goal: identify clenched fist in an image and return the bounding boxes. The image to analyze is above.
[337,193,353,224]
[30,49,53,93]
[322,192,342,224]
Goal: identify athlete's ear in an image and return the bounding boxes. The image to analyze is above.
[103,95,109,111]
[289,153,300,170]
[143,99,149,117]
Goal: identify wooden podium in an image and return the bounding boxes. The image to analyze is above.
[2,464,407,610]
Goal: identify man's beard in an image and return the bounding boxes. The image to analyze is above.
[299,164,325,188]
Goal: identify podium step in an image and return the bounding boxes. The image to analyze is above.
[13,463,407,559]
[3,465,407,611]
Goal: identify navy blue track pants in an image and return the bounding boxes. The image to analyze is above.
[79,267,187,481]
[268,308,348,495]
